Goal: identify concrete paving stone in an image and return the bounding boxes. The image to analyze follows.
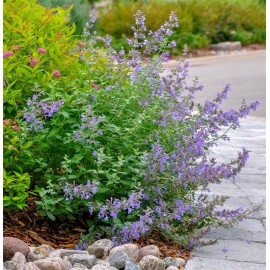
[204,186,245,197]
[238,167,266,175]
[238,185,266,197]
[216,195,253,210]
[184,257,266,270]
[234,174,265,184]
[261,219,266,230]
[190,238,266,263]
[204,218,265,242]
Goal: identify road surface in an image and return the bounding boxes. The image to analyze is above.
[164,50,266,118]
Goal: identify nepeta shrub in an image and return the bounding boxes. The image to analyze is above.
[19,10,260,247]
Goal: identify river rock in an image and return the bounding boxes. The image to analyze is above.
[92,265,115,270]
[29,247,37,253]
[18,262,40,270]
[73,263,89,269]
[27,252,46,262]
[34,245,55,257]
[110,244,139,262]
[11,252,27,270]
[34,259,62,270]
[4,260,16,270]
[87,239,114,259]
[137,246,161,262]
[61,250,88,258]
[46,257,66,270]
[96,260,110,266]
[163,257,185,268]
[166,266,178,270]
[63,256,73,270]
[139,255,165,270]
[48,250,62,258]
[3,237,30,261]
[109,249,129,269]
[68,254,97,269]
[124,260,141,270]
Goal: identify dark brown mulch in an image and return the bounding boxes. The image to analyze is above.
[3,195,190,264]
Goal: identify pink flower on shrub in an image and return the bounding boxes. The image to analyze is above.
[3,82,7,87]
[3,51,14,58]
[29,56,40,67]
[77,41,86,47]
[90,83,102,90]
[12,45,21,51]
[53,70,61,77]
[38,47,47,54]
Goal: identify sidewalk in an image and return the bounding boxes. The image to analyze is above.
[184,116,266,270]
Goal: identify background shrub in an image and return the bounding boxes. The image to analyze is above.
[37,0,98,35]
[97,0,266,53]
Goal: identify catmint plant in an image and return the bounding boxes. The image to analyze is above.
[20,10,261,247]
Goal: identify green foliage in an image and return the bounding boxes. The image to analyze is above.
[97,0,266,53]
[34,180,89,221]
[3,0,81,118]
[3,119,35,210]
[3,170,31,210]
[37,0,96,35]
[3,1,260,246]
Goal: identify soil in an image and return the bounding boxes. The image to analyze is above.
[3,195,191,263]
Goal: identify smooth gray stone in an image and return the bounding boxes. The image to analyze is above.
[68,254,97,269]
[109,249,129,269]
[124,260,141,270]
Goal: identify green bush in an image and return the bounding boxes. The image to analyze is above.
[3,0,82,118]
[3,119,34,210]
[37,0,97,35]
[97,0,266,53]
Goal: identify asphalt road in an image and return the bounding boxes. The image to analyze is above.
[164,50,266,118]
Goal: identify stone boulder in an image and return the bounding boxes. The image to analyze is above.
[109,249,129,269]
[18,262,40,270]
[3,237,30,261]
[68,254,97,269]
[109,244,139,262]
[163,257,185,268]
[34,244,55,257]
[87,239,114,259]
[137,245,161,262]
[139,255,165,270]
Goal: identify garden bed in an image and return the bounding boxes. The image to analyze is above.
[3,196,191,262]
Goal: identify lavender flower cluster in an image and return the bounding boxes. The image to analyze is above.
[23,86,64,131]
[73,104,103,144]
[62,10,260,246]
[64,180,99,201]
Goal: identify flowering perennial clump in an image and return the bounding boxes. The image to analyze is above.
[17,9,261,247]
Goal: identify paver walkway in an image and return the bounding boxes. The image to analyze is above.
[184,116,266,270]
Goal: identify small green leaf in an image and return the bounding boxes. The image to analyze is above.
[47,212,56,221]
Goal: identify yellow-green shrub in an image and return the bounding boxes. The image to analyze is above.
[3,0,82,117]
